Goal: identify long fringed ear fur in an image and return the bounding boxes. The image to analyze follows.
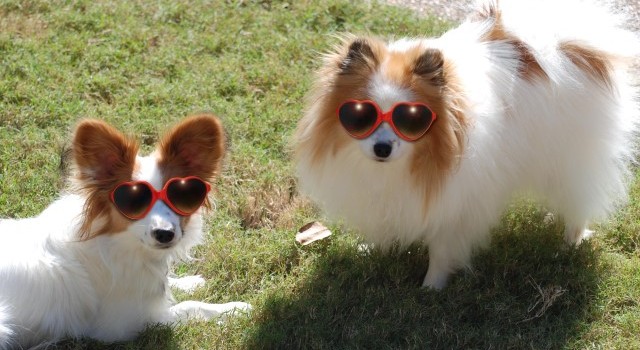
[72,119,139,239]
[73,120,139,184]
[157,114,226,183]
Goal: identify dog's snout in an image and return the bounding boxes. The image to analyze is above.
[152,229,175,244]
[373,143,392,158]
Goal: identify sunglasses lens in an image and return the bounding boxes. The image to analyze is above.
[112,183,153,219]
[166,178,208,214]
[338,101,378,138]
[392,104,434,140]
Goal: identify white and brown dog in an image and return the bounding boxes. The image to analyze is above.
[0,115,250,349]
[295,0,639,289]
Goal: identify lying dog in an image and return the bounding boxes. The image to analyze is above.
[0,115,250,348]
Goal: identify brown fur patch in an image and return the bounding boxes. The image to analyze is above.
[409,53,469,210]
[512,40,548,82]
[560,41,613,88]
[475,2,548,83]
[72,119,139,239]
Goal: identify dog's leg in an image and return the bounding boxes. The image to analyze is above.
[423,264,450,290]
[423,235,469,289]
[549,158,613,246]
[423,225,486,289]
[422,242,455,290]
[168,300,252,323]
[554,189,595,245]
[563,223,594,245]
[168,275,206,293]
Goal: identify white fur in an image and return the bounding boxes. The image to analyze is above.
[0,153,250,349]
[297,0,639,289]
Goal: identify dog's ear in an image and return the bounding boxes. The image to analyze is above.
[339,37,379,75]
[158,114,226,182]
[413,48,446,86]
[73,119,139,185]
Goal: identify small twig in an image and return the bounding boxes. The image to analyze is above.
[517,276,567,324]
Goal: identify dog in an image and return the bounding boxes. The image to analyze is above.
[0,115,251,349]
[294,0,640,289]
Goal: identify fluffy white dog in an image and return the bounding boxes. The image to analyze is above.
[295,0,639,289]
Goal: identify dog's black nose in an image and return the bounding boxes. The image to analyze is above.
[373,143,392,158]
[152,229,175,244]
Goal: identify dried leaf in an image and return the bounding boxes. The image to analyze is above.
[295,221,332,245]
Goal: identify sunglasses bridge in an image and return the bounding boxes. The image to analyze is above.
[337,100,437,141]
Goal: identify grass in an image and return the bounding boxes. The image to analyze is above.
[0,0,638,348]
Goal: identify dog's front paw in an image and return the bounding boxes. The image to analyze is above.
[168,275,206,293]
[218,302,253,314]
[170,301,252,322]
[212,302,253,323]
[422,268,449,290]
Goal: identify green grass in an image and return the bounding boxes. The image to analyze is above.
[0,0,638,349]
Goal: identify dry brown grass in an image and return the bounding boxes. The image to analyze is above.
[0,12,47,37]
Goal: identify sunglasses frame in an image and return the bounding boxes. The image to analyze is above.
[337,99,437,141]
[109,176,211,220]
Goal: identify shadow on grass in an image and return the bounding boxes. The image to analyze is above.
[51,324,178,350]
[248,206,605,349]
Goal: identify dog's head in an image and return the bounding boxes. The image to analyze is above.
[71,115,225,254]
[295,36,469,201]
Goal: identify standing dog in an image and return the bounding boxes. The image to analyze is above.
[294,0,639,289]
[0,115,250,349]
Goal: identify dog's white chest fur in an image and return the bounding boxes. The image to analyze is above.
[297,143,429,248]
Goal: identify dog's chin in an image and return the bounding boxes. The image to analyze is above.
[139,239,180,252]
[362,150,406,163]
[372,156,394,163]
[154,243,176,250]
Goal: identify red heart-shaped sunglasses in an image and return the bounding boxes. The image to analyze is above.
[337,100,437,141]
[110,176,211,220]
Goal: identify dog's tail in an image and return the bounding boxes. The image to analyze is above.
[0,303,14,350]
[470,0,640,64]
[469,0,639,134]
